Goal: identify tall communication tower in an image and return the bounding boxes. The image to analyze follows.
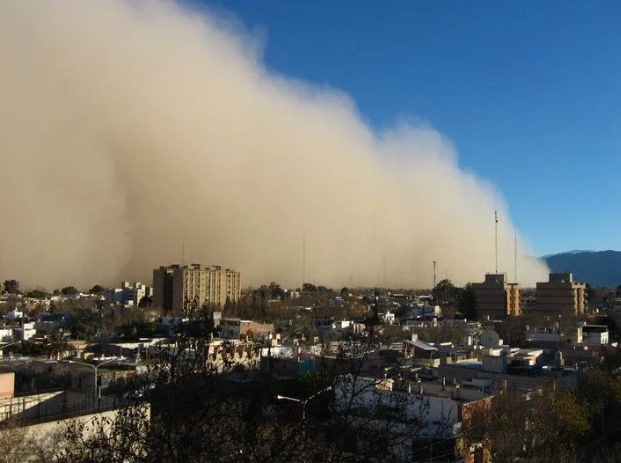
[514,230,518,283]
[494,210,498,274]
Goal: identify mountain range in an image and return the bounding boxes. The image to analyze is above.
[543,250,621,288]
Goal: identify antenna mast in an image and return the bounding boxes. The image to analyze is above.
[495,210,498,274]
[302,235,306,287]
[514,230,518,283]
[383,257,386,287]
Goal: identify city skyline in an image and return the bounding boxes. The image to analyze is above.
[2,1,617,289]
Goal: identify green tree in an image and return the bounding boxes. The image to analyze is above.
[457,283,478,320]
[268,282,285,300]
[47,329,75,360]
[25,289,48,299]
[302,283,317,292]
[465,380,590,462]
[526,381,590,461]
[88,285,106,295]
[578,367,621,435]
[432,279,458,306]
[61,286,79,296]
[2,280,20,294]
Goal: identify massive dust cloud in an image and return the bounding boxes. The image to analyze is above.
[0,0,549,290]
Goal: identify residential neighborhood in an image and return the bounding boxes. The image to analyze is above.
[2,268,621,462]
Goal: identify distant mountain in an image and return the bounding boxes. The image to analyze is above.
[543,250,621,288]
[541,249,594,259]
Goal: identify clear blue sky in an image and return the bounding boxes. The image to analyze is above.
[193,0,621,256]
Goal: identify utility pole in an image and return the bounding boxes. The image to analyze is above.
[302,235,306,287]
[383,257,386,288]
[432,261,437,289]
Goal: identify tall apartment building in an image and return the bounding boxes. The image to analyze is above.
[153,266,175,311]
[535,273,586,317]
[153,264,241,314]
[471,273,521,320]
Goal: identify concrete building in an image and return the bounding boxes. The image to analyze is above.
[148,338,260,373]
[107,281,152,307]
[334,375,492,462]
[220,318,273,340]
[535,273,586,317]
[317,320,366,340]
[13,322,36,341]
[0,329,13,343]
[579,324,609,346]
[471,273,521,319]
[153,266,175,311]
[0,370,148,460]
[153,264,241,314]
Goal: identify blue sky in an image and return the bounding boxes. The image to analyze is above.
[195,0,620,256]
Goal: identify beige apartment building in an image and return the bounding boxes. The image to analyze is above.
[535,273,586,317]
[153,264,241,314]
[471,273,521,320]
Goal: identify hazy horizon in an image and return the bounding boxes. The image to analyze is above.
[0,0,550,291]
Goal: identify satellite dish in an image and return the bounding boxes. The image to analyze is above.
[480,330,500,348]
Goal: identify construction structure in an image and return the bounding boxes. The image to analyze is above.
[471,273,521,320]
[153,264,241,314]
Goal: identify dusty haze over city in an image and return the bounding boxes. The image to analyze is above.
[0,0,549,290]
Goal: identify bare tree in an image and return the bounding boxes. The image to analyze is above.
[0,418,65,463]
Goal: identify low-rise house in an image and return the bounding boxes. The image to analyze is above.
[403,336,438,359]
[107,281,152,307]
[334,374,492,462]
[220,318,274,340]
[404,304,443,319]
[579,324,609,346]
[318,320,365,340]
[379,310,396,325]
[0,329,13,342]
[6,308,24,321]
[34,312,70,335]
[13,322,36,341]
[154,317,188,336]
[149,338,261,373]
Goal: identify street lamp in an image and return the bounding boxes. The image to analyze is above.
[66,359,117,398]
[276,386,332,422]
[277,385,332,461]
